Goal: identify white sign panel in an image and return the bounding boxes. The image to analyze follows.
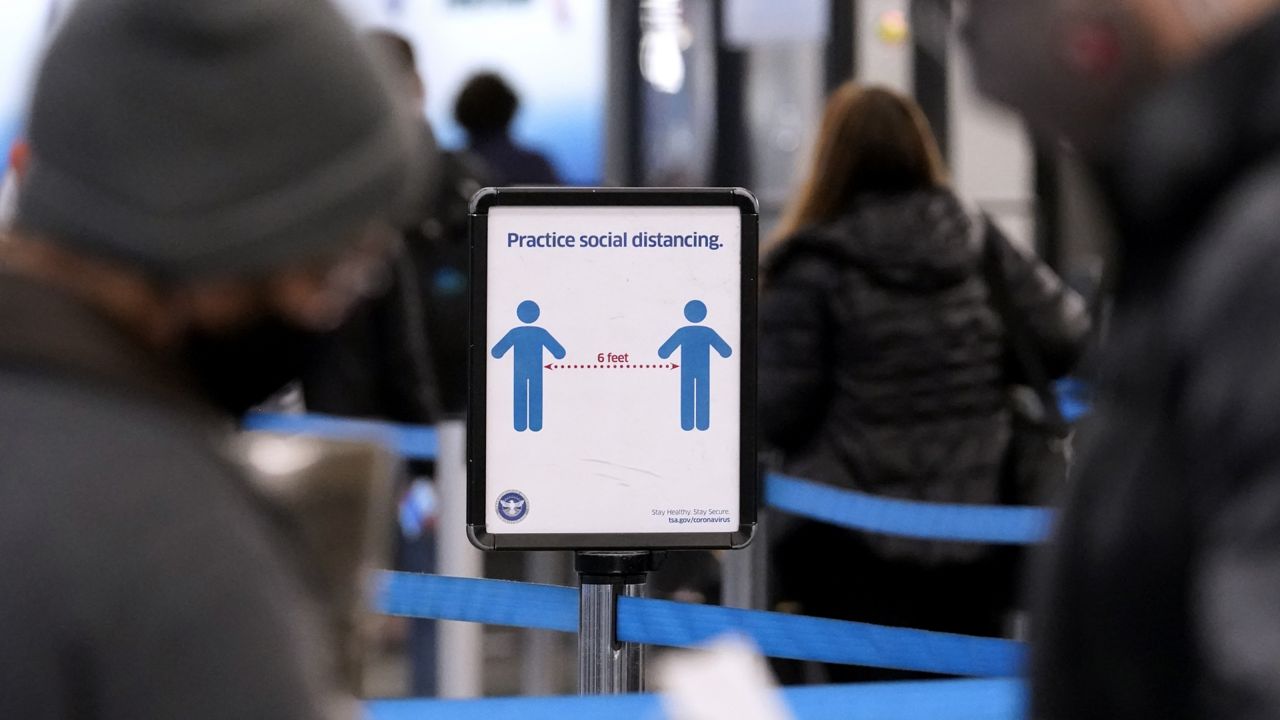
[468,189,757,550]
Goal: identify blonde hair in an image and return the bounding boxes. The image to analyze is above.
[770,83,948,248]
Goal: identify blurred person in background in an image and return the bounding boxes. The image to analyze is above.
[454,71,561,187]
[362,29,494,697]
[759,83,1089,683]
[296,32,442,426]
[964,0,1280,717]
[370,30,490,418]
[0,0,415,717]
[296,241,441,425]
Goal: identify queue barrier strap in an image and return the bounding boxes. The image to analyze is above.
[377,572,1025,677]
[365,678,1027,720]
[244,381,1087,465]
[243,412,438,461]
[244,412,1055,545]
[766,474,1054,545]
[379,571,578,634]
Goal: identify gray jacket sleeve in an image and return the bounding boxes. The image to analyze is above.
[88,462,347,720]
[1178,198,1280,719]
[1197,475,1280,718]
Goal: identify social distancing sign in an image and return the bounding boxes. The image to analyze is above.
[468,189,758,550]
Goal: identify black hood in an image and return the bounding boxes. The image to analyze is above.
[769,189,977,292]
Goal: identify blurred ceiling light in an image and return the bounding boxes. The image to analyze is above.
[877,9,910,46]
[640,0,686,94]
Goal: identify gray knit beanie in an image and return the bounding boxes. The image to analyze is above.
[15,0,415,280]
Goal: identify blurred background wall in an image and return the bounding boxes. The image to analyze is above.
[0,1,59,175]
[0,0,1109,285]
[337,0,607,186]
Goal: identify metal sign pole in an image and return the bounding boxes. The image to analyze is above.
[435,420,483,697]
[722,511,768,610]
[722,463,769,611]
[576,551,660,694]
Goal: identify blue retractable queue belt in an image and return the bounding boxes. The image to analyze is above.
[377,572,1025,677]
[366,678,1028,720]
[243,412,439,461]
[243,413,1057,545]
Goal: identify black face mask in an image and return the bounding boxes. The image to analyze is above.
[182,315,322,418]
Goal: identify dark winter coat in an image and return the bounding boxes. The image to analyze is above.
[1033,11,1280,720]
[467,131,559,187]
[404,147,492,416]
[760,189,1088,563]
[0,274,337,720]
[301,243,440,425]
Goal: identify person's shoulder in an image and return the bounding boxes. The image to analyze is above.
[0,370,220,465]
[0,371,265,532]
[1175,159,1280,329]
[1208,159,1280,256]
[515,145,558,184]
[762,229,845,291]
[443,147,494,187]
[527,147,556,168]
[0,371,281,576]
[1166,159,1280,447]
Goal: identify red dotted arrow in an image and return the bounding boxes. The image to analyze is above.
[544,363,679,371]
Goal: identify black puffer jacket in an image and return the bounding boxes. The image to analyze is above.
[760,189,1089,562]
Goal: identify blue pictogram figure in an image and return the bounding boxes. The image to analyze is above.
[492,300,566,432]
[658,300,732,431]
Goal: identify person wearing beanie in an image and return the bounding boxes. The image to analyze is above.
[0,0,417,717]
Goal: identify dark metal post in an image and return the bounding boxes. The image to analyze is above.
[825,0,856,91]
[911,0,953,160]
[605,3,644,186]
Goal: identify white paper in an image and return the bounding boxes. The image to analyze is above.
[656,634,793,720]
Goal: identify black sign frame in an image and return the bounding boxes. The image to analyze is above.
[467,187,759,551]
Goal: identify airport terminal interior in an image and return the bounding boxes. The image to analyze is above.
[6,0,1277,719]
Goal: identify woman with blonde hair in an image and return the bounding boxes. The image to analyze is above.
[761,83,1089,682]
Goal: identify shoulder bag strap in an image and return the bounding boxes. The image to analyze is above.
[978,214,1070,434]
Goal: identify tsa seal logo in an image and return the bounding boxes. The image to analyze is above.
[496,490,529,523]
